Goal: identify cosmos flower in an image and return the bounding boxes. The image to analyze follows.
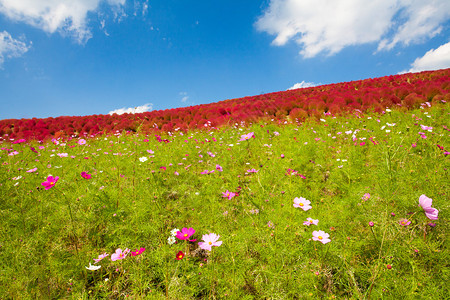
[81,171,91,179]
[111,248,130,261]
[418,194,439,220]
[85,263,101,271]
[139,156,148,162]
[239,132,255,141]
[312,230,331,244]
[362,193,371,201]
[131,248,146,256]
[198,233,223,251]
[93,253,109,263]
[175,228,196,241]
[78,139,87,145]
[293,197,312,211]
[399,219,411,226]
[303,218,319,226]
[41,175,59,190]
[222,190,236,200]
[176,251,185,260]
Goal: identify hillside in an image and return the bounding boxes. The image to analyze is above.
[1,68,449,141]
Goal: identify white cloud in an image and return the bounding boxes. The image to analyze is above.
[255,0,450,58]
[402,42,450,73]
[0,30,31,67]
[287,81,319,90]
[108,103,153,115]
[0,0,126,43]
[179,91,189,103]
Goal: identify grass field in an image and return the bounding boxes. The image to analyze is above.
[1,105,448,299]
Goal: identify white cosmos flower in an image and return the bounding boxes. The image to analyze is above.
[139,157,148,162]
[85,263,101,271]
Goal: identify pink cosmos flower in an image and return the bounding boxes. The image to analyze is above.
[111,248,130,261]
[312,230,331,244]
[362,193,371,201]
[399,219,411,226]
[216,164,223,172]
[418,194,439,220]
[239,132,255,141]
[247,169,259,173]
[222,190,236,200]
[78,139,86,145]
[41,175,59,190]
[198,233,223,251]
[131,247,146,256]
[293,197,312,211]
[93,252,109,263]
[369,221,374,227]
[303,218,319,226]
[57,153,68,158]
[175,228,196,241]
[26,167,38,173]
[81,171,92,179]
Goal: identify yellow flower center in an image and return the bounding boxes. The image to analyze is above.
[299,203,304,206]
[318,236,323,240]
[309,220,313,223]
[50,182,54,185]
[208,242,212,245]
[184,234,188,237]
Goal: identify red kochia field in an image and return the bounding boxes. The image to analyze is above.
[0,68,449,142]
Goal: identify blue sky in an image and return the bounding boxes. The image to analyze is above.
[0,0,449,120]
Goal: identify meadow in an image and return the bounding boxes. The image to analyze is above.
[0,104,448,299]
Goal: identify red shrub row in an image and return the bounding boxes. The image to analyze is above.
[1,69,449,141]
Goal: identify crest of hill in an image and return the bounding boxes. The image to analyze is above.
[1,68,449,141]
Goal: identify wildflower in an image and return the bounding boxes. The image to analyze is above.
[369,221,374,227]
[176,251,185,260]
[78,139,86,145]
[81,171,91,179]
[399,219,411,226]
[386,264,392,269]
[239,132,254,141]
[85,263,101,271]
[41,175,59,190]
[418,194,439,220]
[170,228,180,236]
[267,221,274,228]
[131,248,146,256]
[216,164,223,172]
[362,193,371,201]
[293,197,312,211]
[222,190,236,200]
[198,233,223,251]
[428,223,436,227]
[312,230,331,244]
[247,168,259,173]
[175,228,196,241]
[167,236,176,245]
[57,153,68,158]
[93,253,109,263]
[303,218,319,226]
[111,248,130,261]
[139,156,148,162]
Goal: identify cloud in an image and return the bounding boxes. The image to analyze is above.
[402,42,450,73]
[255,0,450,58]
[287,81,319,90]
[108,103,153,115]
[0,0,126,43]
[0,30,31,67]
[179,91,189,103]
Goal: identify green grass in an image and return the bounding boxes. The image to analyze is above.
[1,105,449,299]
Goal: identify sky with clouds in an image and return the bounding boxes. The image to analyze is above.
[0,0,449,119]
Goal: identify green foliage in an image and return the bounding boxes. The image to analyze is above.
[0,105,448,298]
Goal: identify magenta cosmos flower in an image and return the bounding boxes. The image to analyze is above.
[399,219,411,226]
[293,197,312,211]
[81,171,92,179]
[131,247,146,256]
[111,248,130,261]
[176,228,196,241]
[198,233,223,251]
[418,194,439,220]
[303,218,319,226]
[222,190,236,200]
[41,175,59,190]
[312,230,331,244]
